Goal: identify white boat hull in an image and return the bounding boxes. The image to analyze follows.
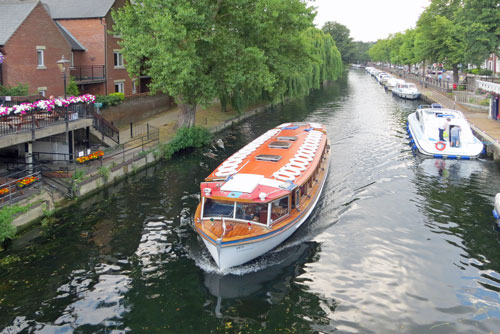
[393,90,420,100]
[408,113,483,158]
[203,160,329,271]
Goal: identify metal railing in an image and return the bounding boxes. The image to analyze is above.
[92,112,120,144]
[0,103,93,137]
[0,166,42,206]
[70,65,105,82]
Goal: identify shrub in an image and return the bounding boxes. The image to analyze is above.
[0,205,29,245]
[479,99,490,106]
[99,166,110,181]
[0,83,29,96]
[160,126,213,159]
[95,93,125,109]
[66,76,80,97]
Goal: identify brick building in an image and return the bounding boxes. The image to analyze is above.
[0,0,71,97]
[42,0,150,96]
[0,0,150,98]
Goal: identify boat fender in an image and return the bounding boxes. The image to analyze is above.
[281,167,302,176]
[493,209,500,220]
[289,157,309,165]
[435,142,446,151]
[273,171,296,182]
[284,162,307,171]
[295,153,314,162]
[412,145,417,151]
[215,169,235,177]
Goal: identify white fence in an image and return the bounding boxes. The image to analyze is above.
[477,80,500,94]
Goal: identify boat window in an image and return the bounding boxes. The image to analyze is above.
[269,141,292,149]
[235,202,268,223]
[203,199,234,218]
[255,154,282,162]
[271,196,289,223]
[277,136,298,141]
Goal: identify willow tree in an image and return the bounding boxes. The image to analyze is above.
[112,0,315,128]
[285,28,342,98]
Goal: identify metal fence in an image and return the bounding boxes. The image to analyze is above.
[0,167,42,206]
[0,103,94,137]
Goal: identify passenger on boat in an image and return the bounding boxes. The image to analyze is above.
[439,118,451,141]
[450,125,461,147]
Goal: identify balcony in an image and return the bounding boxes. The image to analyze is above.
[70,65,105,84]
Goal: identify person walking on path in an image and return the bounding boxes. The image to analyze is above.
[450,125,461,147]
[439,117,451,141]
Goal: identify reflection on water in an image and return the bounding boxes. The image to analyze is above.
[2,70,500,333]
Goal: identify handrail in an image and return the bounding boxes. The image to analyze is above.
[92,111,120,144]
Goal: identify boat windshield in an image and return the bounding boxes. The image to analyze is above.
[235,203,268,224]
[270,197,289,223]
[203,199,234,218]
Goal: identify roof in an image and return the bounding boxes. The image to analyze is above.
[0,0,38,45]
[203,122,327,202]
[55,21,85,51]
[42,0,115,19]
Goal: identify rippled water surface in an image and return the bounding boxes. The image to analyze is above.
[2,70,500,333]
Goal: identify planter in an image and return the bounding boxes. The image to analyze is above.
[76,150,104,164]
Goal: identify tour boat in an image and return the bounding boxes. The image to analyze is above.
[392,82,421,100]
[194,122,331,270]
[407,106,484,159]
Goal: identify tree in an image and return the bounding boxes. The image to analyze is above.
[458,0,500,66]
[351,41,374,64]
[399,29,418,70]
[322,21,354,64]
[112,0,316,127]
[368,38,391,64]
[415,2,465,82]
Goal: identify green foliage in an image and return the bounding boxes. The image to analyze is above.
[0,83,29,96]
[458,0,500,66]
[0,205,29,244]
[72,169,85,182]
[98,166,110,182]
[95,93,124,109]
[322,21,354,64]
[112,0,319,127]
[66,76,80,97]
[160,126,213,160]
[479,99,490,106]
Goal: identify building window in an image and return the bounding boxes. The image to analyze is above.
[132,79,137,94]
[38,87,47,97]
[114,51,124,68]
[70,52,74,67]
[114,81,124,93]
[36,46,46,69]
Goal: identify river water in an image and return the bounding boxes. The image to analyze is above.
[2,70,500,333]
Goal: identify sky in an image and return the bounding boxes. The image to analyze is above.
[311,0,430,42]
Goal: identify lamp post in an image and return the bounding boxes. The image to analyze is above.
[57,55,72,161]
[56,55,70,99]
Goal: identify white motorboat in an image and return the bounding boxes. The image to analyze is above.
[385,78,406,91]
[407,106,484,159]
[393,82,421,100]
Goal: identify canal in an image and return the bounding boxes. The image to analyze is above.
[2,70,500,333]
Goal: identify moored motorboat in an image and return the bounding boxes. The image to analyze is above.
[385,77,405,91]
[393,82,421,100]
[194,122,331,270]
[407,106,483,159]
